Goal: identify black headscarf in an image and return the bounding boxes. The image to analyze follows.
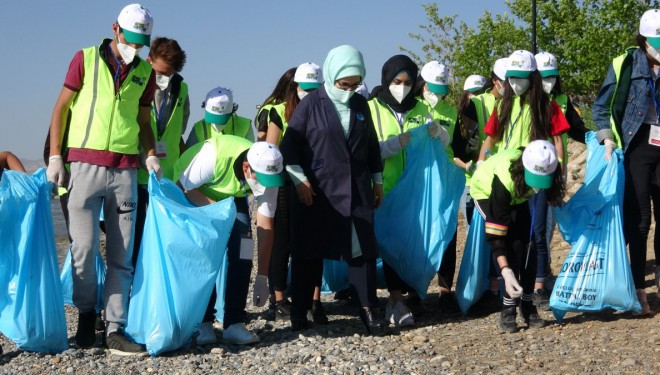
[375,55,419,113]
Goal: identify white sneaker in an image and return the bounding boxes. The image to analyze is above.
[222,323,260,345]
[196,322,217,345]
[385,300,414,327]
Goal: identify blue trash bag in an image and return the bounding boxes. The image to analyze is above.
[60,245,106,312]
[550,144,641,322]
[455,211,491,314]
[320,258,387,294]
[125,172,236,356]
[213,251,229,323]
[375,125,465,298]
[0,169,68,352]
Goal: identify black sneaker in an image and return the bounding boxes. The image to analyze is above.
[274,299,291,321]
[532,289,550,311]
[438,292,461,314]
[106,330,146,356]
[76,311,97,348]
[499,305,517,333]
[309,300,329,325]
[520,300,546,328]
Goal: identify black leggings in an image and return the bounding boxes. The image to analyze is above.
[269,184,292,293]
[501,203,537,297]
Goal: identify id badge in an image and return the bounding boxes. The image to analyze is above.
[156,141,168,158]
[649,125,660,146]
[239,232,255,260]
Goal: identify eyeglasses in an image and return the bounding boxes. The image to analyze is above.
[335,80,362,91]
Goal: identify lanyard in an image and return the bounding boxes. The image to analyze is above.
[647,79,660,124]
[504,104,524,149]
[152,97,168,135]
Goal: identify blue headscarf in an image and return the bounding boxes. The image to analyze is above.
[322,45,366,131]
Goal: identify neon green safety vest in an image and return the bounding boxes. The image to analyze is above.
[493,96,533,152]
[270,103,288,144]
[608,48,638,148]
[67,44,152,155]
[471,92,497,145]
[137,81,188,184]
[173,135,252,201]
[190,114,252,144]
[368,98,426,195]
[470,148,527,205]
[410,97,458,160]
[553,93,569,163]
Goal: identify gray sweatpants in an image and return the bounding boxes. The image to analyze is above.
[67,162,137,327]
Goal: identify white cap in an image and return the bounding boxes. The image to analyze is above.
[522,140,558,189]
[204,87,233,126]
[247,142,284,188]
[355,82,370,99]
[505,50,537,78]
[117,4,153,46]
[294,63,323,90]
[640,9,660,48]
[493,58,508,81]
[421,61,449,94]
[463,74,487,92]
[535,52,559,77]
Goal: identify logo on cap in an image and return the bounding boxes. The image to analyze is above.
[266,165,278,172]
[211,105,225,113]
[511,59,524,68]
[133,22,148,32]
[533,165,548,173]
[436,75,445,83]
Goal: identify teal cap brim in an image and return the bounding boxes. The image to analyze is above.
[466,87,483,93]
[648,36,660,49]
[505,70,533,78]
[539,69,559,78]
[254,171,284,187]
[298,82,321,91]
[122,29,150,46]
[525,169,553,189]
[427,82,448,94]
[205,112,230,125]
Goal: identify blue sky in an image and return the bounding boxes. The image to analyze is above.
[0,0,510,160]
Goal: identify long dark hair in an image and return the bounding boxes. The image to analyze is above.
[259,67,296,109]
[510,153,565,206]
[496,70,550,143]
[458,90,475,139]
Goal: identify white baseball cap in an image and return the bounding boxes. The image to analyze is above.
[421,61,449,94]
[640,9,660,48]
[535,51,559,77]
[117,4,153,46]
[505,50,537,78]
[522,140,558,189]
[463,74,487,92]
[247,142,284,188]
[493,58,508,81]
[204,87,233,126]
[294,63,323,90]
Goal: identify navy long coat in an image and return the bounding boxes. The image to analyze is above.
[279,86,383,261]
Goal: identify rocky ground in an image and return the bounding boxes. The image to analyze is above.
[1,141,659,374]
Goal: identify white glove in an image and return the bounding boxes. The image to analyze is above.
[501,267,523,299]
[252,275,269,307]
[429,123,451,148]
[46,155,66,187]
[145,155,163,180]
[604,139,616,161]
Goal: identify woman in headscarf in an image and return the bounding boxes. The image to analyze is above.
[279,45,385,334]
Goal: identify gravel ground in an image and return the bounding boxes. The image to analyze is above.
[1,141,659,374]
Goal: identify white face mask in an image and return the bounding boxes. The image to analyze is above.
[509,78,531,96]
[542,77,556,94]
[211,123,227,132]
[423,91,438,108]
[646,44,660,64]
[389,84,411,104]
[246,177,266,197]
[116,35,140,64]
[327,84,354,104]
[297,90,308,101]
[155,74,172,91]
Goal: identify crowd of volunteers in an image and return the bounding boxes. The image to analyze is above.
[1,3,659,356]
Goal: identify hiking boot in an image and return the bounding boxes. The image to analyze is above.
[76,311,97,348]
[196,322,217,345]
[499,305,517,333]
[520,300,546,328]
[385,300,414,327]
[532,289,551,311]
[106,330,146,356]
[438,292,461,314]
[274,299,291,321]
[308,300,329,325]
[222,323,260,345]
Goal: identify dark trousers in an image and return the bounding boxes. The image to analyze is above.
[132,185,149,268]
[503,202,537,297]
[204,198,252,328]
[529,190,549,282]
[269,183,292,293]
[383,260,412,294]
[437,230,458,290]
[623,123,660,288]
[291,256,378,322]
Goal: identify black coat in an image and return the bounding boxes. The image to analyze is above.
[280,86,383,260]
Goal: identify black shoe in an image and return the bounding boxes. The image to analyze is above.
[334,289,351,301]
[532,289,550,311]
[310,300,329,325]
[291,319,312,332]
[499,305,518,333]
[95,312,105,331]
[359,307,384,336]
[438,292,461,313]
[274,299,291,321]
[520,300,546,328]
[105,330,146,356]
[76,311,97,348]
